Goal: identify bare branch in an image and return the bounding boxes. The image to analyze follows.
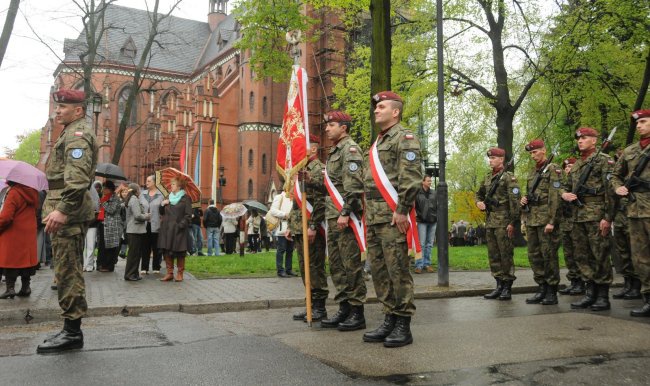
[443,17,490,36]
[448,65,497,102]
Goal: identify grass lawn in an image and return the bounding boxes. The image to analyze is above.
[185,245,568,279]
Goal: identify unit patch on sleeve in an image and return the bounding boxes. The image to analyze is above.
[70,149,84,159]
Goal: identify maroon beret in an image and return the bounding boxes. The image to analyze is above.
[632,109,650,120]
[575,127,599,138]
[372,91,403,106]
[487,147,505,157]
[525,139,545,152]
[563,157,577,167]
[324,111,352,123]
[309,134,320,144]
[52,89,86,104]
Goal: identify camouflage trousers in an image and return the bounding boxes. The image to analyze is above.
[571,221,613,285]
[326,219,366,305]
[629,218,650,294]
[561,229,581,281]
[486,227,516,281]
[52,222,89,320]
[613,223,635,278]
[526,225,560,285]
[295,231,329,300]
[367,223,415,317]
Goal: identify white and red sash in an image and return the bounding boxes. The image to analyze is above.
[369,140,421,253]
[293,178,327,236]
[323,169,367,252]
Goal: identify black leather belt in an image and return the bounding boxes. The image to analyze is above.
[48,180,64,189]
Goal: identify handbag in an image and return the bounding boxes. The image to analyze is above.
[264,195,283,232]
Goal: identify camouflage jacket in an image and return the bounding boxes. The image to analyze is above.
[476,170,520,229]
[611,142,650,219]
[363,123,422,226]
[288,158,326,234]
[524,162,562,227]
[560,152,615,223]
[325,135,364,220]
[559,172,574,231]
[43,117,98,224]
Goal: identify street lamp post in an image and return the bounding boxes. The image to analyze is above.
[92,93,102,136]
[217,166,226,204]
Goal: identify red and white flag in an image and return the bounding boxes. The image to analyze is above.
[277,66,310,192]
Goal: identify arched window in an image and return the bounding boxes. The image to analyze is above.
[262,153,267,174]
[248,149,254,168]
[262,96,268,116]
[248,179,253,198]
[249,91,254,112]
[239,146,243,166]
[118,86,138,126]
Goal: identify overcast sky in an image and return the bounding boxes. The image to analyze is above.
[0,0,216,156]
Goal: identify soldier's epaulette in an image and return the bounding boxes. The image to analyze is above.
[404,133,414,140]
[349,146,358,153]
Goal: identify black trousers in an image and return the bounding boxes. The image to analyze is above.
[125,233,145,279]
[225,232,237,254]
[140,224,161,271]
[97,223,118,271]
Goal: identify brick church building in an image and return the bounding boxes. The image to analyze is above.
[38,0,345,206]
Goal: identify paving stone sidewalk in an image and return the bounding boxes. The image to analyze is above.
[0,257,622,326]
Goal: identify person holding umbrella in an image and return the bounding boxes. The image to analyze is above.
[158,177,192,282]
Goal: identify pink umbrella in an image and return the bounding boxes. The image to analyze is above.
[0,178,6,191]
[0,160,48,191]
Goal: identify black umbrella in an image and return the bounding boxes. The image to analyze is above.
[242,200,269,214]
[95,163,126,180]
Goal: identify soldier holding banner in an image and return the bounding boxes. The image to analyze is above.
[320,111,367,331]
[362,91,422,348]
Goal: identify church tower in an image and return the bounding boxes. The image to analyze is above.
[208,0,228,31]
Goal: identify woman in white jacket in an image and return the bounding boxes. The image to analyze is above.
[269,191,295,277]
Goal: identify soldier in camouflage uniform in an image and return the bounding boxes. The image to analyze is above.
[37,90,98,354]
[287,135,329,322]
[560,127,614,311]
[362,91,422,348]
[476,147,520,301]
[520,140,562,305]
[612,109,650,316]
[319,111,367,331]
[558,158,585,296]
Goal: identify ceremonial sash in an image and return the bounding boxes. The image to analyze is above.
[323,169,367,252]
[293,178,327,235]
[369,141,421,253]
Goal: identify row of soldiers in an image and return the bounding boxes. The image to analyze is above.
[476,109,650,317]
[287,91,422,348]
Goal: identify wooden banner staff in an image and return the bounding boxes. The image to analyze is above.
[299,177,313,326]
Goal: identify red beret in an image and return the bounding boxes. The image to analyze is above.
[372,91,403,106]
[575,127,599,138]
[309,134,320,144]
[53,89,86,104]
[324,111,352,123]
[525,139,545,152]
[563,157,577,167]
[487,147,505,157]
[632,109,650,120]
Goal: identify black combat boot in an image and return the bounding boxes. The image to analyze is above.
[483,279,503,299]
[571,281,596,309]
[311,298,327,321]
[559,279,578,295]
[363,314,397,343]
[16,275,31,297]
[37,318,84,354]
[590,284,611,311]
[320,301,350,328]
[498,281,512,300]
[569,280,586,295]
[541,285,558,305]
[383,316,413,348]
[612,276,631,299]
[337,305,366,331]
[630,293,650,317]
[624,278,642,300]
[292,309,308,321]
[0,278,16,299]
[526,284,547,304]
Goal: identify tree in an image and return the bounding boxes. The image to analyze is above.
[0,0,20,69]
[12,130,41,166]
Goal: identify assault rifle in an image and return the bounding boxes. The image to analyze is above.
[572,127,617,208]
[522,143,560,213]
[483,157,515,213]
[622,145,650,204]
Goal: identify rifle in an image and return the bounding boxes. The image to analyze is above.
[622,145,650,204]
[522,143,560,213]
[483,157,515,213]
[572,127,617,208]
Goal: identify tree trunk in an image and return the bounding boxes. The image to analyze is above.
[370,0,391,140]
[496,108,514,163]
[0,0,21,69]
[627,47,650,145]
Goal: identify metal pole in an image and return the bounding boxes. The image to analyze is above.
[94,112,100,137]
[436,0,449,287]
